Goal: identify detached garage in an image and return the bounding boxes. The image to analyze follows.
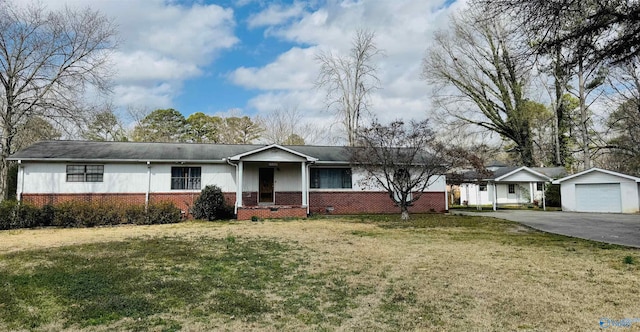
[553,168,640,213]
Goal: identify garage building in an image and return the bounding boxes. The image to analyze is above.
[552,168,640,213]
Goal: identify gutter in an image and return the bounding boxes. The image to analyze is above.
[145,161,151,210]
[7,158,229,164]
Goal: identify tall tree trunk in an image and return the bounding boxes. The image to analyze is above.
[577,57,591,169]
[553,44,567,167]
[0,124,13,201]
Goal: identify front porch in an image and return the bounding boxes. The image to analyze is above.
[227,144,318,220]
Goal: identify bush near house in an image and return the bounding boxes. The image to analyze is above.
[545,184,561,207]
[191,185,234,221]
[0,200,182,230]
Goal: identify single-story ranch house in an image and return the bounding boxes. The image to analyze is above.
[9,141,447,220]
[457,165,566,210]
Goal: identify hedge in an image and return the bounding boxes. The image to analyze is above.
[0,200,182,230]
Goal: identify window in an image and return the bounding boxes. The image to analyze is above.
[536,182,543,191]
[508,184,515,194]
[310,168,352,189]
[171,167,201,190]
[479,184,487,191]
[66,165,104,182]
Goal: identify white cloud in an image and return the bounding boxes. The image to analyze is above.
[229,47,319,90]
[43,0,239,109]
[113,51,201,82]
[114,83,176,109]
[247,2,307,28]
[236,0,467,128]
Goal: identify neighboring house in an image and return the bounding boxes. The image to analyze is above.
[552,168,640,213]
[457,165,566,210]
[9,141,447,220]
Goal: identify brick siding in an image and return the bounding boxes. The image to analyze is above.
[21,190,446,218]
[309,191,446,215]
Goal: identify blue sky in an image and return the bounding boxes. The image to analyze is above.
[50,0,465,132]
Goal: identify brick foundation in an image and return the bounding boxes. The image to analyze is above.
[308,191,446,215]
[22,193,147,208]
[21,190,446,219]
[237,206,307,220]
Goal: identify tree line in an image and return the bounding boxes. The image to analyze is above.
[420,0,640,176]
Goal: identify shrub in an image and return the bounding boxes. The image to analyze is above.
[545,184,561,207]
[192,185,233,220]
[16,204,42,228]
[0,200,182,230]
[124,205,147,224]
[40,205,56,227]
[146,202,182,225]
[0,200,19,230]
[0,201,45,230]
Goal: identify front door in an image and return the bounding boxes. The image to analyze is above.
[259,168,274,203]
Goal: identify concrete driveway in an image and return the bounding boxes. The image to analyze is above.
[451,210,640,248]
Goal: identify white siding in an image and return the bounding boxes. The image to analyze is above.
[21,162,237,194]
[459,183,491,205]
[499,172,546,182]
[460,182,544,206]
[20,162,446,196]
[241,149,306,162]
[22,163,149,194]
[349,169,445,192]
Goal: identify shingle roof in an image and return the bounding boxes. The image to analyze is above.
[9,140,353,163]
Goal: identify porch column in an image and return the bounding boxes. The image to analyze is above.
[300,162,307,207]
[236,161,244,208]
[530,182,535,203]
[542,182,547,211]
[492,182,497,211]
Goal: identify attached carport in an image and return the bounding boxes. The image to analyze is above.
[553,168,640,213]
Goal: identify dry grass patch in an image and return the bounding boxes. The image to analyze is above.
[0,215,639,331]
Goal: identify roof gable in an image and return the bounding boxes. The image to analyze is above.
[228,144,318,162]
[553,167,640,184]
[494,166,552,182]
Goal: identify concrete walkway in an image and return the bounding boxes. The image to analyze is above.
[451,209,640,248]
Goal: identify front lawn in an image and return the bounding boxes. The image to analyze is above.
[0,215,639,331]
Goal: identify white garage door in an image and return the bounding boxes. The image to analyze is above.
[575,183,622,213]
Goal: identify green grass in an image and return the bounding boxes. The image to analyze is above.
[1,214,639,330]
[0,235,366,331]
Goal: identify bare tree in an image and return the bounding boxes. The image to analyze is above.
[600,57,640,175]
[478,0,640,64]
[352,119,448,220]
[316,29,381,146]
[423,10,537,166]
[256,107,321,145]
[0,1,116,200]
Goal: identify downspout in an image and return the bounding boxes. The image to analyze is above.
[226,158,239,215]
[306,161,314,215]
[444,177,449,212]
[145,161,151,210]
[17,160,23,202]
